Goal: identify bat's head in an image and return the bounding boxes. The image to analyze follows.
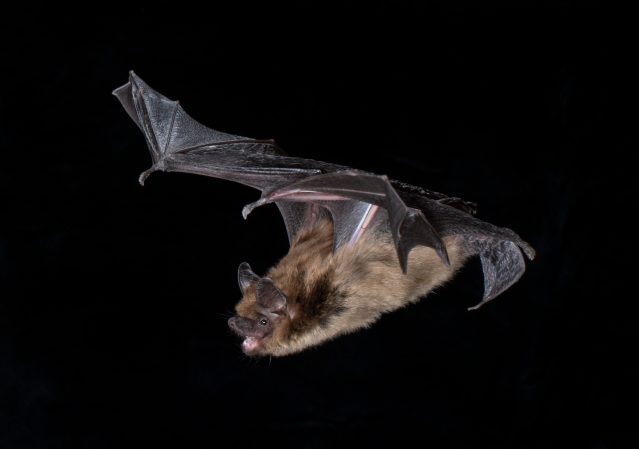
[228,262,290,356]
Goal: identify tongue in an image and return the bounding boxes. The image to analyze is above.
[242,337,260,352]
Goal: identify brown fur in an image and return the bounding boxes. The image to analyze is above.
[234,219,468,356]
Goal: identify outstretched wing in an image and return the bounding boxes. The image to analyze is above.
[113,72,339,242]
[113,72,448,267]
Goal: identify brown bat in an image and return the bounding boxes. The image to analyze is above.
[114,72,535,357]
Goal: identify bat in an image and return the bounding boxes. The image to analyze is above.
[113,72,535,357]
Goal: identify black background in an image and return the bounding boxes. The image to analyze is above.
[1,3,636,449]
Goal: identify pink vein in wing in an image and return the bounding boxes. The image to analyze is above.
[268,189,385,202]
[349,204,380,245]
[268,190,348,202]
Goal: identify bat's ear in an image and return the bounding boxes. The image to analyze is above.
[256,278,287,315]
[238,262,260,294]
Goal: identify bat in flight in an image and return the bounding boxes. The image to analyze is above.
[114,72,535,357]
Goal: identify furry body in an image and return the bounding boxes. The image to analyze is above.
[234,219,467,356]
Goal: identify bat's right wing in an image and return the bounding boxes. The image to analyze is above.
[113,72,344,243]
[114,73,450,269]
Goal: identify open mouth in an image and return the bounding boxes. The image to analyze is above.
[242,336,262,355]
[228,317,265,356]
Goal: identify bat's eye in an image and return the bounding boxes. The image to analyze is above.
[259,318,268,326]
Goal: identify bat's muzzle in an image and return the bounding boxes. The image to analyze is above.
[228,316,260,337]
[228,317,264,356]
[227,316,247,336]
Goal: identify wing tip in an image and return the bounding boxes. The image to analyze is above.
[468,242,528,311]
[521,242,536,260]
[128,70,142,86]
[111,82,130,98]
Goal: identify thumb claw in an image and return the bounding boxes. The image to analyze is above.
[139,167,155,186]
[242,198,269,219]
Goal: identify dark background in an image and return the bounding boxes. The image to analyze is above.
[1,3,636,448]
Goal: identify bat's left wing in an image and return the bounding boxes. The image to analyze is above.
[242,171,450,272]
[396,187,536,309]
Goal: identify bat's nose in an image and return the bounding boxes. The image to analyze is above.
[228,316,250,336]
